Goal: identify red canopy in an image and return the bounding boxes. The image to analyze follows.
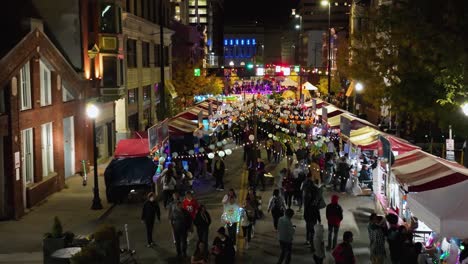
[360,134,420,154]
[393,149,468,192]
[114,139,150,158]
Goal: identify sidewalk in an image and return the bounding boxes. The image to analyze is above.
[0,163,113,263]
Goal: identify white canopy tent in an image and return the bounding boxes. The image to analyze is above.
[407,179,468,238]
[302,81,318,91]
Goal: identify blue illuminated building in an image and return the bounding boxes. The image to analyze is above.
[224,38,259,66]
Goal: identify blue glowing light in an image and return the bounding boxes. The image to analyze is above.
[252,39,256,45]
[241,39,245,45]
[224,39,228,46]
[247,39,250,45]
[235,39,239,45]
[230,39,233,45]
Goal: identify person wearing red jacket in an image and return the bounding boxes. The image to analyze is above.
[326,194,343,250]
[333,231,355,264]
[282,170,295,209]
[183,191,200,245]
[182,191,200,220]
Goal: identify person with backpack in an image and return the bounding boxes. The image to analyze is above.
[267,189,286,231]
[326,194,343,250]
[333,231,355,264]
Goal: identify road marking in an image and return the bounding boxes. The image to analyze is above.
[237,169,248,252]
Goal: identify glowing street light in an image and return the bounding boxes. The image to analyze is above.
[320,0,330,6]
[295,24,300,29]
[229,61,234,67]
[355,82,364,92]
[462,102,468,116]
[86,104,99,119]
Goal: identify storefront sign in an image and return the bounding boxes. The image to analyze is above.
[446,139,454,151]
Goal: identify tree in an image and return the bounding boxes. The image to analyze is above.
[341,0,468,137]
[317,76,341,96]
[172,63,224,108]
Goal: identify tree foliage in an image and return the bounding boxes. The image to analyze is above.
[341,0,468,135]
[172,63,224,108]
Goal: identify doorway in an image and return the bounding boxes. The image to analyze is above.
[63,116,75,178]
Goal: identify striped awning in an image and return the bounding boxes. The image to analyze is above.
[168,117,200,134]
[392,149,468,192]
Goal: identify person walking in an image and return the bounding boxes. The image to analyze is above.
[240,202,254,249]
[282,170,295,209]
[212,227,236,264]
[337,156,350,193]
[267,189,286,231]
[256,158,266,191]
[222,189,237,205]
[183,191,200,244]
[277,208,296,264]
[222,196,241,249]
[162,169,177,208]
[326,195,343,250]
[313,223,326,264]
[141,192,161,247]
[369,216,387,264]
[213,156,226,191]
[170,201,192,257]
[332,231,356,264]
[285,141,295,168]
[245,187,260,236]
[194,205,211,246]
[301,173,320,247]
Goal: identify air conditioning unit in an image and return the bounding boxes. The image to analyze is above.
[99,36,118,51]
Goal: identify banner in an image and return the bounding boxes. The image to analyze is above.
[379,135,395,165]
[340,115,351,137]
[322,107,328,123]
[312,99,316,111]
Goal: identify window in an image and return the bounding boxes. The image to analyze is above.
[21,128,34,184]
[62,84,75,102]
[189,8,207,15]
[102,56,117,87]
[20,62,32,110]
[189,16,207,24]
[134,0,139,16]
[142,42,150,67]
[142,0,150,20]
[0,88,5,114]
[143,85,151,101]
[40,60,52,106]
[41,122,54,177]
[154,44,161,67]
[128,89,138,104]
[127,39,137,68]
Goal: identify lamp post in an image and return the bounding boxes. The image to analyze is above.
[321,0,332,102]
[354,82,363,114]
[294,11,303,102]
[87,104,103,210]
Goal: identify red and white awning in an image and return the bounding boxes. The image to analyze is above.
[168,117,200,135]
[392,149,468,192]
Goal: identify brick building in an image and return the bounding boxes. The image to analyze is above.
[0,24,92,219]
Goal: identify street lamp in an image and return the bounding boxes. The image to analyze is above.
[86,103,103,210]
[354,82,364,114]
[462,102,468,116]
[321,0,332,102]
[293,11,304,102]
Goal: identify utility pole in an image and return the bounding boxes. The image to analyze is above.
[327,3,332,102]
[158,0,166,119]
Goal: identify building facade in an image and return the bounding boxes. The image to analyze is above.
[0,22,91,219]
[122,0,176,136]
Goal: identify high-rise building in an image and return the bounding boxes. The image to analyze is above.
[188,0,224,67]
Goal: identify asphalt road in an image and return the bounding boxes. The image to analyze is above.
[98,146,385,264]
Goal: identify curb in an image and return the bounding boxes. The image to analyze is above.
[98,203,117,221]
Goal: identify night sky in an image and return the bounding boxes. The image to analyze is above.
[224,0,299,27]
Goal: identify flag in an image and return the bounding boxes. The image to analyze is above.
[379,135,395,166]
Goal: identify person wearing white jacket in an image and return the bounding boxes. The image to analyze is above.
[313,223,325,264]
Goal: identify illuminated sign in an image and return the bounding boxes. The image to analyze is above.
[256,67,265,76]
[282,67,291,76]
[275,66,281,73]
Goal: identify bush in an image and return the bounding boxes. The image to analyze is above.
[71,225,121,264]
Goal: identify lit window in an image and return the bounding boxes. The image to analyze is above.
[20,62,32,110]
[21,128,34,184]
[40,60,52,106]
[41,122,54,176]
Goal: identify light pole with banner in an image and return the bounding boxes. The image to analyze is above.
[87,103,103,210]
[321,0,332,102]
